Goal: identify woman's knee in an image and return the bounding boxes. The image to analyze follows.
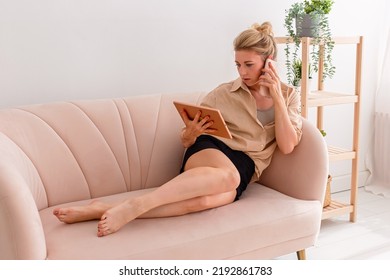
[220,168,241,192]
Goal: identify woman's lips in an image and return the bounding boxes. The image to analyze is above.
[243,78,255,85]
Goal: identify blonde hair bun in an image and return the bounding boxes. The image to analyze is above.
[233,21,277,59]
[251,22,274,37]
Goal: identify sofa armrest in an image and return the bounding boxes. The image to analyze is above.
[258,118,328,202]
[0,166,47,260]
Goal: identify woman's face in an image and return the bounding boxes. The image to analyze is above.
[235,49,266,87]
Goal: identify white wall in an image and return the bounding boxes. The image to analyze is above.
[1,0,277,106]
[0,0,388,191]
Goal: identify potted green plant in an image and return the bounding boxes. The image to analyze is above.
[284,0,336,85]
[291,58,313,87]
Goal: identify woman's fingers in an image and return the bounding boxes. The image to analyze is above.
[182,109,215,136]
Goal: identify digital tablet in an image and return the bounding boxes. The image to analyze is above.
[173,101,232,139]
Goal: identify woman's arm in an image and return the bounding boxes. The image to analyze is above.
[260,63,301,154]
[273,94,300,154]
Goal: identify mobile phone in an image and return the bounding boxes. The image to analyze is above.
[258,58,277,97]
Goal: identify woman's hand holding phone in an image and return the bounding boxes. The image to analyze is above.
[258,58,277,98]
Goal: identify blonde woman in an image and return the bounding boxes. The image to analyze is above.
[53,21,302,237]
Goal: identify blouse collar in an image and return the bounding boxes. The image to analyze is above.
[230,77,252,95]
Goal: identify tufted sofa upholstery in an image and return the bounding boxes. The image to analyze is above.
[0,92,328,260]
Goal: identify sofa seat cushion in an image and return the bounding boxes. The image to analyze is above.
[40,183,321,260]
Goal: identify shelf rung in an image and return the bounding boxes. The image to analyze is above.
[306,91,358,107]
[332,36,362,44]
[274,37,293,44]
[328,146,356,161]
[322,200,354,220]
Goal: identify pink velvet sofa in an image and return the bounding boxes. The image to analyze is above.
[0,92,328,260]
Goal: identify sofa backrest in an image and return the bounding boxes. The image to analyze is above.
[0,92,205,209]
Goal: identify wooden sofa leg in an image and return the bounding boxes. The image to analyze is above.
[296,249,306,260]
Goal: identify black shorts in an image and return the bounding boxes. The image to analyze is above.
[180,135,255,200]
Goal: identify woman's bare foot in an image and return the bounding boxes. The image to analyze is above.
[53,200,110,224]
[97,198,144,237]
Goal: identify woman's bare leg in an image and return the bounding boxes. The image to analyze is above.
[53,149,240,235]
[53,189,235,224]
[97,149,240,237]
[139,191,236,218]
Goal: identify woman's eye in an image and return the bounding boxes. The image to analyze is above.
[246,64,254,68]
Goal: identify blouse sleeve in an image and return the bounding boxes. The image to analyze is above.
[285,85,303,142]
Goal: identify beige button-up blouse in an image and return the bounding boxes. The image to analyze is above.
[200,77,302,182]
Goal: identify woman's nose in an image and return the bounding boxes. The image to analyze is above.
[238,68,246,76]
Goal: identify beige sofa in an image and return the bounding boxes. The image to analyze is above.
[0,92,328,260]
